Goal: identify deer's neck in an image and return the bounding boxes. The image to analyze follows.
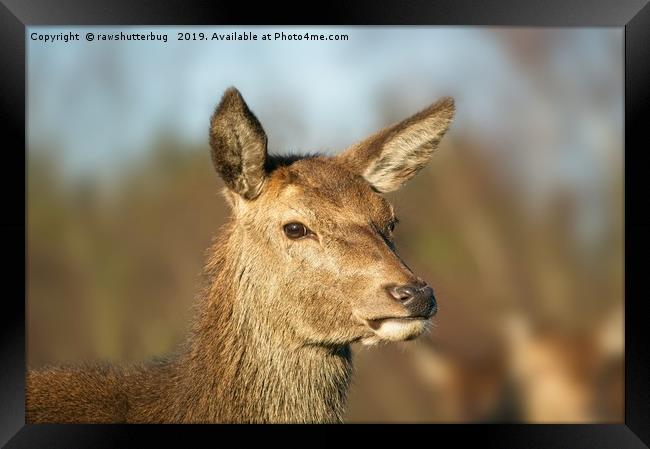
[171,229,353,423]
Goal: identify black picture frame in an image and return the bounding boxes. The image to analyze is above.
[2,0,648,447]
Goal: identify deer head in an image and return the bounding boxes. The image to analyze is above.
[209,87,455,346]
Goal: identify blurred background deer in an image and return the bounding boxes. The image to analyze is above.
[27,27,623,422]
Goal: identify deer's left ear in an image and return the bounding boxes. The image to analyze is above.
[336,97,455,193]
[210,87,268,200]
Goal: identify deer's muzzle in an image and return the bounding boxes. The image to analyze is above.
[385,283,437,318]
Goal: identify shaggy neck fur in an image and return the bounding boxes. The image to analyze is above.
[139,224,353,423]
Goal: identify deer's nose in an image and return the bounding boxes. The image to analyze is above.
[386,283,437,317]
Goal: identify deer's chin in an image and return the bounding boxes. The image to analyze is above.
[360,318,429,345]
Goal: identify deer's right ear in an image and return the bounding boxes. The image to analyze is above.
[335,97,455,193]
[209,87,268,200]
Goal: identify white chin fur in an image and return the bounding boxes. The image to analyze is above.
[361,319,427,345]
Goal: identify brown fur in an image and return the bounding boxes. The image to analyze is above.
[26,87,455,423]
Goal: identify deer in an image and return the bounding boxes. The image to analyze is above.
[26,87,455,423]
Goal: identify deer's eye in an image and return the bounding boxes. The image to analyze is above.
[283,222,310,240]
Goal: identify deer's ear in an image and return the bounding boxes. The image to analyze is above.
[210,87,268,200]
[336,97,455,193]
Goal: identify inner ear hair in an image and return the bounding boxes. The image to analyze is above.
[337,96,455,193]
[209,87,269,200]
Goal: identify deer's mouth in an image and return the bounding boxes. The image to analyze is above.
[359,316,432,345]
